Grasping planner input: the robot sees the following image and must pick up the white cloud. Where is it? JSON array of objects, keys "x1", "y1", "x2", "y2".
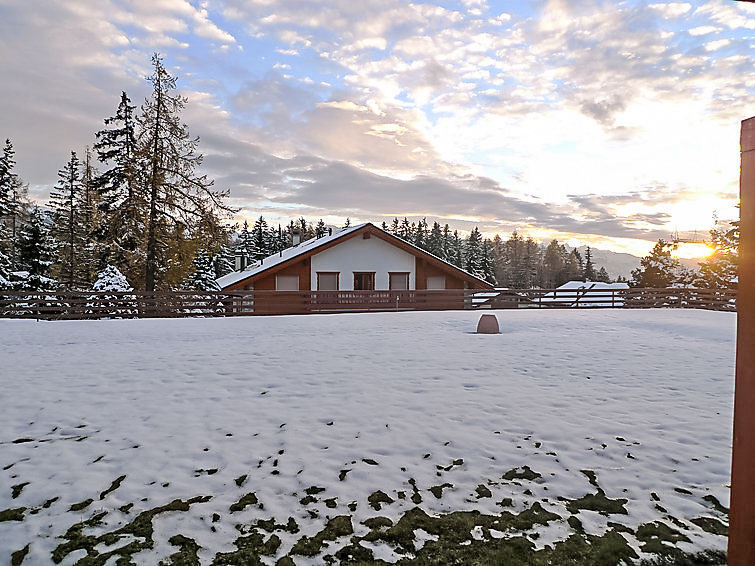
[
  {"x1": 648, "y1": 3, "x2": 691, "y2": 19},
  {"x1": 688, "y1": 25, "x2": 720, "y2": 36},
  {"x1": 704, "y1": 39, "x2": 731, "y2": 51}
]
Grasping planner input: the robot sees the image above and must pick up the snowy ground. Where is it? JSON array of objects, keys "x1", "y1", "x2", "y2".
[{"x1": 0, "y1": 309, "x2": 735, "y2": 565}]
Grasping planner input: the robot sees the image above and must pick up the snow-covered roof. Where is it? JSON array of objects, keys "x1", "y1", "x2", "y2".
[
  {"x1": 538, "y1": 280, "x2": 630, "y2": 307},
  {"x1": 217, "y1": 222, "x2": 494, "y2": 290},
  {"x1": 216, "y1": 223, "x2": 368, "y2": 289}
]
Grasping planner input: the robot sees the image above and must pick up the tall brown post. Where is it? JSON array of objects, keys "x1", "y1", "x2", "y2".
[{"x1": 729, "y1": 116, "x2": 755, "y2": 565}]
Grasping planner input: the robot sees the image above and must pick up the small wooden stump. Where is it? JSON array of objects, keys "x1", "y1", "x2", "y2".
[{"x1": 476, "y1": 314, "x2": 500, "y2": 334}]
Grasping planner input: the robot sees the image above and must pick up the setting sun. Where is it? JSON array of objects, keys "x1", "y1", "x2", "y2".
[{"x1": 673, "y1": 242, "x2": 715, "y2": 259}]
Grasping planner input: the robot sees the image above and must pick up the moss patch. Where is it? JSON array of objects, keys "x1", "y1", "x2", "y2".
[
  {"x1": 368, "y1": 490, "x2": 395, "y2": 510},
  {"x1": 566, "y1": 491, "x2": 628, "y2": 516},
  {"x1": 99, "y1": 475, "x2": 126, "y2": 500},
  {"x1": 230, "y1": 492, "x2": 258, "y2": 513},
  {"x1": 160, "y1": 534, "x2": 201, "y2": 565},
  {"x1": 211, "y1": 532, "x2": 281, "y2": 564},
  {"x1": 11, "y1": 544, "x2": 30, "y2": 566},
  {"x1": 636, "y1": 521, "x2": 691, "y2": 555},
  {"x1": 290, "y1": 515, "x2": 353, "y2": 556},
  {"x1": 0, "y1": 507, "x2": 26, "y2": 522},
  {"x1": 502, "y1": 466, "x2": 542, "y2": 482},
  {"x1": 690, "y1": 517, "x2": 728, "y2": 536}
]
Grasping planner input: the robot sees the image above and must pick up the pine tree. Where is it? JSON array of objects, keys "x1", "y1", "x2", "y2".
[
  {"x1": 344, "y1": 217, "x2": 351, "y2": 228},
  {"x1": 480, "y1": 238, "x2": 496, "y2": 284},
  {"x1": 542, "y1": 240, "x2": 564, "y2": 288},
  {"x1": 695, "y1": 222, "x2": 738, "y2": 289},
  {"x1": 93, "y1": 91, "x2": 143, "y2": 279},
  {"x1": 426, "y1": 221, "x2": 443, "y2": 258},
  {"x1": 92, "y1": 265, "x2": 133, "y2": 292},
  {"x1": 252, "y1": 216, "x2": 270, "y2": 261},
  {"x1": 442, "y1": 224, "x2": 452, "y2": 261},
  {"x1": 212, "y1": 244, "x2": 235, "y2": 278},
  {"x1": 399, "y1": 217, "x2": 411, "y2": 241},
  {"x1": 137, "y1": 54, "x2": 233, "y2": 291},
  {"x1": 596, "y1": 266, "x2": 611, "y2": 283},
  {"x1": 0, "y1": 139, "x2": 28, "y2": 273},
  {"x1": 17, "y1": 207, "x2": 55, "y2": 291},
  {"x1": 390, "y1": 217, "x2": 399, "y2": 235},
  {"x1": 584, "y1": 246, "x2": 596, "y2": 281},
  {"x1": 186, "y1": 249, "x2": 220, "y2": 291},
  {"x1": 451, "y1": 230, "x2": 463, "y2": 268},
  {"x1": 414, "y1": 218, "x2": 427, "y2": 249},
  {"x1": 631, "y1": 239, "x2": 681, "y2": 287},
  {"x1": 49, "y1": 151, "x2": 88, "y2": 289},
  {"x1": 315, "y1": 219, "x2": 327, "y2": 238},
  {"x1": 464, "y1": 227, "x2": 484, "y2": 276}
]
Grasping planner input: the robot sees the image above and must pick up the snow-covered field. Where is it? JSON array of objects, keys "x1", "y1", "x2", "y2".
[{"x1": 0, "y1": 309, "x2": 735, "y2": 565}]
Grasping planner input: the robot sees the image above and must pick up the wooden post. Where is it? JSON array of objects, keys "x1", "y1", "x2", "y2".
[{"x1": 729, "y1": 116, "x2": 755, "y2": 565}]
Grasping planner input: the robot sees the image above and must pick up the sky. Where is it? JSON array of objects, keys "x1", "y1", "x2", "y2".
[{"x1": 0, "y1": 0, "x2": 752, "y2": 257}]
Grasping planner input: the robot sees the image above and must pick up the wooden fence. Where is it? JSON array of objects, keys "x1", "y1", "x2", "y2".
[{"x1": 0, "y1": 287, "x2": 737, "y2": 320}]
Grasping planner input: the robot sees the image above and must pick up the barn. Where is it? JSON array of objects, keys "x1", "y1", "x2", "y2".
[{"x1": 216, "y1": 223, "x2": 494, "y2": 313}]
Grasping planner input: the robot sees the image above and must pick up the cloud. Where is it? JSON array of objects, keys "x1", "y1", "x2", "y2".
[{"x1": 648, "y1": 3, "x2": 691, "y2": 19}]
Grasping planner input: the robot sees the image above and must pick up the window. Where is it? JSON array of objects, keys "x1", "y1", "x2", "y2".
[
  {"x1": 353, "y1": 272, "x2": 375, "y2": 290},
  {"x1": 275, "y1": 275, "x2": 299, "y2": 291},
  {"x1": 389, "y1": 272, "x2": 409, "y2": 290},
  {"x1": 426, "y1": 275, "x2": 446, "y2": 290},
  {"x1": 317, "y1": 272, "x2": 339, "y2": 291}
]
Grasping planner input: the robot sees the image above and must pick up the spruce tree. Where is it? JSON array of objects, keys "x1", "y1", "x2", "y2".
[
  {"x1": 315, "y1": 219, "x2": 327, "y2": 238},
  {"x1": 427, "y1": 221, "x2": 443, "y2": 258},
  {"x1": 480, "y1": 238, "x2": 496, "y2": 284},
  {"x1": 414, "y1": 218, "x2": 427, "y2": 249},
  {"x1": 631, "y1": 239, "x2": 680, "y2": 287},
  {"x1": 186, "y1": 249, "x2": 220, "y2": 291},
  {"x1": 235, "y1": 220, "x2": 254, "y2": 269},
  {"x1": 464, "y1": 227, "x2": 484, "y2": 276},
  {"x1": 252, "y1": 216, "x2": 269, "y2": 261},
  {"x1": 596, "y1": 266, "x2": 611, "y2": 283},
  {"x1": 17, "y1": 207, "x2": 55, "y2": 291},
  {"x1": 93, "y1": 91, "x2": 143, "y2": 279},
  {"x1": 49, "y1": 151, "x2": 88, "y2": 289},
  {"x1": 695, "y1": 222, "x2": 738, "y2": 289},
  {"x1": 584, "y1": 246, "x2": 596, "y2": 281},
  {"x1": 390, "y1": 217, "x2": 399, "y2": 235},
  {"x1": 212, "y1": 244, "x2": 235, "y2": 278},
  {"x1": 137, "y1": 54, "x2": 232, "y2": 291},
  {"x1": 0, "y1": 139, "x2": 28, "y2": 273}
]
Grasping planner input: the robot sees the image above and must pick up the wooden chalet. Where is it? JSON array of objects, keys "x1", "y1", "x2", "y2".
[{"x1": 217, "y1": 223, "x2": 494, "y2": 314}]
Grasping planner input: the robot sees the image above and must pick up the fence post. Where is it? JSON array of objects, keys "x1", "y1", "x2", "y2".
[{"x1": 729, "y1": 116, "x2": 755, "y2": 565}]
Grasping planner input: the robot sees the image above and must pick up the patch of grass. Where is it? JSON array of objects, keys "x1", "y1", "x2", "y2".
[
  {"x1": 52, "y1": 497, "x2": 210, "y2": 565},
  {"x1": 363, "y1": 516, "x2": 393, "y2": 530},
  {"x1": 11, "y1": 544, "x2": 30, "y2": 566},
  {"x1": 159, "y1": 534, "x2": 201, "y2": 565},
  {"x1": 566, "y1": 491, "x2": 628, "y2": 516},
  {"x1": 428, "y1": 483, "x2": 453, "y2": 499},
  {"x1": 702, "y1": 495, "x2": 728, "y2": 515},
  {"x1": 638, "y1": 549, "x2": 726, "y2": 565},
  {"x1": 234, "y1": 474, "x2": 247, "y2": 487},
  {"x1": 368, "y1": 490, "x2": 394, "y2": 510},
  {"x1": 69, "y1": 498, "x2": 93, "y2": 512},
  {"x1": 11, "y1": 482, "x2": 29, "y2": 499},
  {"x1": 211, "y1": 531, "x2": 281, "y2": 564},
  {"x1": 289, "y1": 515, "x2": 353, "y2": 557},
  {"x1": 0, "y1": 507, "x2": 26, "y2": 521},
  {"x1": 636, "y1": 521, "x2": 691, "y2": 555},
  {"x1": 475, "y1": 484, "x2": 492, "y2": 499},
  {"x1": 99, "y1": 475, "x2": 126, "y2": 500},
  {"x1": 690, "y1": 517, "x2": 728, "y2": 536},
  {"x1": 502, "y1": 466, "x2": 541, "y2": 482},
  {"x1": 229, "y1": 492, "x2": 258, "y2": 513}
]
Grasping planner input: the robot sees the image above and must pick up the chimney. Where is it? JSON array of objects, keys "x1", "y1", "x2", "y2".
[{"x1": 292, "y1": 227, "x2": 301, "y2": 246}]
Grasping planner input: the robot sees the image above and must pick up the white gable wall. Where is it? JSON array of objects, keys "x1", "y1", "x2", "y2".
[{"x1": 310, "y1": 235, "x2": 416, "y2": 290}]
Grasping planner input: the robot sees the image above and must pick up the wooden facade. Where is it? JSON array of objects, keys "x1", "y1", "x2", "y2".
[{"x1": 222, "y1": 224, "x2": 493, "y2": 309}]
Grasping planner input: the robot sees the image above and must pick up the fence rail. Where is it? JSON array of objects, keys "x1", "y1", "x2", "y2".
[{"x1": 0, "y1": 287, "x2": 737, "y2": 320}]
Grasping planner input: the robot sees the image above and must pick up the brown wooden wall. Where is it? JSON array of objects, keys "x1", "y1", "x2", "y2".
[
  {"x1": 416, "y1": 258, "x2": 466, "y2": 289},
  {"x1": 244, "y1": 259, "x2": 311, "y2": 291}
]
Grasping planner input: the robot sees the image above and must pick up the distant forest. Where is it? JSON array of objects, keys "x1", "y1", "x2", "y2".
[{"x1": 0, "y1": 55, "x2": 738, "y2": 293}]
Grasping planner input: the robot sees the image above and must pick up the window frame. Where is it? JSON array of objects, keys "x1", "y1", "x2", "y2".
[
  {"x1": 316, "y1": 271, "x2": 340, "y2": 291},
  {"x1": 353, "y1": 272, "x2": 376, "y2": 291},
  {"x1": 388, "y1": 272, "x2": 410, "y2": 291}
]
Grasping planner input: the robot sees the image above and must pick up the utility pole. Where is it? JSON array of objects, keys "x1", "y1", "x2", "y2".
[{"x1": 729, "y1": 116, "x2": 755, "y2": 565}]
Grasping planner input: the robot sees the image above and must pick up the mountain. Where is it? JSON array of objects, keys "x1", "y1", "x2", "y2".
[{"x1": 573, "y1": 246, "x2": 705, "y2": 281}]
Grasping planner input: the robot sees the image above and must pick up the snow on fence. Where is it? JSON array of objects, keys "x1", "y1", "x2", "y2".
[{"x1": 0, "y1": 287, "x2": 737, "y2": 319}]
